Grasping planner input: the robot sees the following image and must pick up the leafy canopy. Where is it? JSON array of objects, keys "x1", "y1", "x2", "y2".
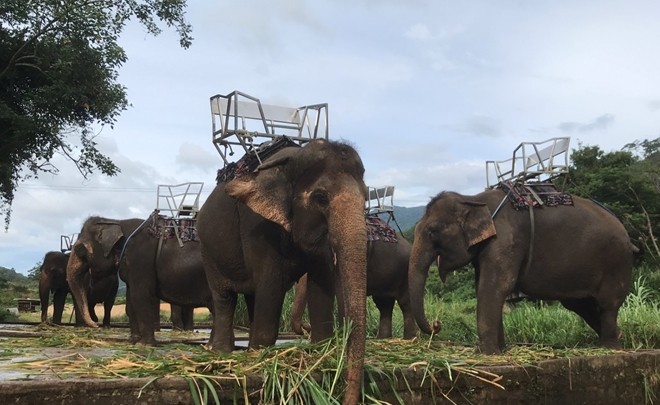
[
  {"x1": 0, "y1": 0, "x2": 192, "y2": 228},
  {"x1": 566, "y1": 137, "x2": 660, "y2": 264}
]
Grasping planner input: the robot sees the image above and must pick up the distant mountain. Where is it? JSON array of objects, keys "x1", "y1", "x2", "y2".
[{"x1": 391, "y1": 205, "x2": 425, "y2": 233}]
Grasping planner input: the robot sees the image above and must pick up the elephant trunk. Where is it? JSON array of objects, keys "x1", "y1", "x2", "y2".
[
  {"x1": 408, "y1": 239, "x2": 441, "y2": 335},
  {"x1": 290, "y1": 274, "x2": 311, "y2": 335},
  {"x1": 329, "y1": 190, "x2": 367, "y2": 405},
  {"x1": 66, "y1": 243, "x2": 98, "y2": 328}
]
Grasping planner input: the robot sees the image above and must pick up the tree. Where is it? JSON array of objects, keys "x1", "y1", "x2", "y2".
[
  {"x1": 567, "y1": 138, "x2": 660, "y2": 263},
  {"x1": 27, "y1": 262, "x2": 42, "y2": 281},
  {"x1": 0, "y1": 0, "x2": 193, "y2": 228}
]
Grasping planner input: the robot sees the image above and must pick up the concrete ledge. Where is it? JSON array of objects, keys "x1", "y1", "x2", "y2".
[{"x1": 1, "y1": 350, "x2": 658, "y2": 404}]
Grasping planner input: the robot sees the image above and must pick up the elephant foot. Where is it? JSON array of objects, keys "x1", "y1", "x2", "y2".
[
  {"x1": 206, "y1": 340, "x2": 234, "y2": 353},
  {"x1": 477, "y1": 341, "x2": 502, "y2": 355},
  {"x1": 134, "y1": 339, "x2": 159, "y2": 346},
  {"x1": 600, "y1": 338, "x2": 622, "y2": 350}
]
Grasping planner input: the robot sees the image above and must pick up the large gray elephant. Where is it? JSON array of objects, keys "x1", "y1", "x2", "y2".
[
  {"x1": 66, "y1": 214, "x2": 213, "y2": 344},
  {"x1": 39, "y1": 251, "x2": 118, "y2": 326},
  {"x1": 196, "y1": 139, "x2": 368, "y2": 405},
  {"x1": 409, "y1": 189, "x2": 636, "y2": 354},
  {"x1": 291, "y1": 229, "x2": 417, "y2": 339}
]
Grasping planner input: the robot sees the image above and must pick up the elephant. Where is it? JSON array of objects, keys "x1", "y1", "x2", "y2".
[
  {"x1": 291, "y1": 229, "x2": 417, "y2": 339},
  {"x1": 409, "y1": 189, "x2": 636, "y2": 354},
  {"x1": 66, "y1": 214, "x2": 214, "y2": 344},
  {"x1": 196, "y1": 138, "x2": 368, "y2": 405},
  {"x1": 39, "y1": 250, "x2": 118, "y2": 326}
]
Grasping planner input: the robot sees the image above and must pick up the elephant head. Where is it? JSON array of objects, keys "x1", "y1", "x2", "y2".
[
  {"x1": 66, "y1": 217, "x2": 127, "y2": 328},
  {"x1": 409, "y1": 191, "x2": 496, "y2": 334},
  {"x1": 222, "y1": 139, "x2": 368, "y2": 404}
]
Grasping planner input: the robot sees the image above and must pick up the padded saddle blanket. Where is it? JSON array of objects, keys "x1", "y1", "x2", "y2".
[
  {"x1": 147, "y1": 215, "x2": 199, "y2": 242},
  {"x1": 216, "y1": 136, "x2": 301, "y2": 184},
  {"x1": 366, "y1": 215, "x2": 398, "y2": 243},
  {"x1": 497, "y1": 181, "x2": 573, "y2": 210}
]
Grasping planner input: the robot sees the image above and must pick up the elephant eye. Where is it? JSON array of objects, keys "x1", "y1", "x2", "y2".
[{"x1": 311, "y1": 190, "x2": 330, "y2": 206}]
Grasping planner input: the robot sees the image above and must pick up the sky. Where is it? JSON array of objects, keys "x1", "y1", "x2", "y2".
[{"x1": 2, "y1": 0, "x2": 660, "y2": 273}]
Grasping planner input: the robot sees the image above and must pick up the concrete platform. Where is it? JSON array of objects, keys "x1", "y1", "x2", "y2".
[{"x1": 0, "y1": 324, "x2": 658, "y2": 404}]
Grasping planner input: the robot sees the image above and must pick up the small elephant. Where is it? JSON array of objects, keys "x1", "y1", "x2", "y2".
[
  {"x1": 197, "y1": 139, "x2": 368, "y2": 405},
  {"x1": 291, "y1": 230, "x2": 417, "y2": 339},
  {"x1": 66, "y1": 215, "x2": 213, "y2": 344},
  {"x1": 39, "y1": 251, "x2": 118, "y2": 326},
  {"x1": 409, "y1": 189, "x2": 636, "y2": 354}
]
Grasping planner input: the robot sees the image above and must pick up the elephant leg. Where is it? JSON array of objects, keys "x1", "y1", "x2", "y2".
[
  {"x1": 560, "y1": 297, "x2": 622, "y2": 348},
  {"x1": 125, "y1": 289, "x2": 140, "y2": 342},
  {"x1": 88, "y1": 303, "x2": 99, "y2": 323},
  {"x1": 135, "y1": 296, "x2": 160, "y2": 345},
  {"x1": 372, "y1": 296, "x2": 394, "y2": 339},
  {"x1": 102, "y1": 297, "x2": 115, "y2": 327},
  {"x1": 597, "y1": 305, "x2": 622, "y2": 349},
  {"x1": 183, "y1": 306, "x2": 195, "y2": 331},
  {"x1": 250, "y1": 276, "x2": 288, "y2": 348},
  {"x1": 306, "y1": 267, "x2": 335, "y2": 342},
  {"x1": 396, "y1": 292, "x2": 418, "y2": 340},
  {"x1": 126, "y1": 285, "x2": 160, "y2": 344},
  {"x1": 476, "y1": 270, "x2": 514, "y2": 354},
  {"x1": 170, "y1": 305, "x2": 185, "y2": 330},
  {"x1": 560, "y1": 298, "x2": 601, "y2": 335},
  {"x1": 209, "y1": 290, "x2": 238, "y2": 351},
  {"x1": 52, "y1": 290, "x2": 67, "y2": 325}
]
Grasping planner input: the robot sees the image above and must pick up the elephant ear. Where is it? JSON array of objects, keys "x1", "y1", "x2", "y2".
[
  {"x1": 461, "y1": 200, "x2": 497, "y2": 247},
  {"x1": 225, "y1": 153, "x2": 294, "y2": 232},
  {"x1": 96, "y1": 223, "x2": 124, "y2": 258}
]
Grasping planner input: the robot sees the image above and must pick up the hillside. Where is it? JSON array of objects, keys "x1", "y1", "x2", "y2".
[
  {"x1": 0, "y1": 266, "x2": 30, "y2": 283},
  {"x1": 391, "y1": 205, "x2": 425, "y2": 233}
]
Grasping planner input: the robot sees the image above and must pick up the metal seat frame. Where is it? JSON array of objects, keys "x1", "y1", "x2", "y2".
[
  {"x1": 210, "y1": 90, "x2": 329, "y2": 165},
  {"x1": 60, "y1": 234, "x2": 78, "y2": 253},
  {"x1": 486, "y1": 137, "x2": 570, "y2": 188},
  {"x1": 155, "y1": 182, "x2": 204, "y2": 247},
  {"x1": 365, "y1": 186, "x2": 396, "y2": 224}
]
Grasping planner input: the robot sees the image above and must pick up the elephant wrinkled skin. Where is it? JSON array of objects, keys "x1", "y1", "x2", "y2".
[
  {"x1": 409, "y1": 190, "x2": 636, "y2": 354},
  {"x1": 196, "y1": 140, "x2": 368, "y2": 405}
]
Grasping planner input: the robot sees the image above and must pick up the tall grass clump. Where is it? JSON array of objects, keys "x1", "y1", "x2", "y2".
[
  {"x1": 619, "y1": 275, "x2": 660, "y2": 348},
  {"x1": 503, "y1": 303, "x2": 596, "y2": 347}
]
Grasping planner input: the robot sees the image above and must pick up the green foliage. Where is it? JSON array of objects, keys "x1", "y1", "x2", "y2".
[
  {"x1": 0, "y1": 0, "x2": 193, "y2": 228},
  {"x1": 567, "y1": 138, "x2": 660, "y2": 264},
  {"x1": 0, "y1": 267, "x2": 39, "y2": 321},
  {"x1": 504, "y1": 303, "x2": 597, "y2": 347},
  {"x1": 619, "y1": 275, "x2": 660, "y2": 349}
]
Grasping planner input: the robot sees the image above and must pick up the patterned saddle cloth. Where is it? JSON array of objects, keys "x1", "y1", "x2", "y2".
[
  {"x1": 216, "y1": 136, "x2": 301, "y2": 184},
  {"x1": 497, "y1": 181, "x2": 573, "y2": 210},
  {"x1": 147, "y1": 215, "x2": 199, "y2": 242},
  {"x1": 366, "y1": 215, "x2": 398, "y2": 243}
]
